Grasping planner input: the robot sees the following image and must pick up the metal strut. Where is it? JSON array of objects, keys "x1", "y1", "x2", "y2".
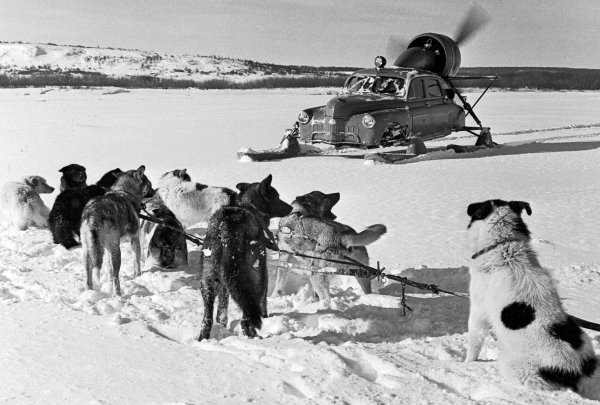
[
  {"x1": 447, "y1": 75, "x2": 499, "y2": 126},
  {"x1": 447, "y1": 79, "x2": 483, "y2": 127}
]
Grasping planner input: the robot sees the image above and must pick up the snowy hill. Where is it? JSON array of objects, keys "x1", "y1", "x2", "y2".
[{"x1": 0, "y1": 42, "x2": 352, "y2": 83}]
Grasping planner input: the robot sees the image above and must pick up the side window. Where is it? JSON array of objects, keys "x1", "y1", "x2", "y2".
[
  {"x1": 425, "y1": 78, "x2": 443, "y2": 98},
  {"x1": 408, "y1": 79, "x2": 424, "y2": 99}
]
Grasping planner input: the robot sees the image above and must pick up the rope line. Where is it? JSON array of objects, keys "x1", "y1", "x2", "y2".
[
  {"x1": 138, "y1": 208, "x2": 204, "y2": 246},
  {"x1": 135, "y1": 211, "x2": 600, "y2": 330}
]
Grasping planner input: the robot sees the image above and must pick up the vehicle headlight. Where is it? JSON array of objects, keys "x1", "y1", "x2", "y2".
[
  {"x1": 362, "y1": 114, "x2": 375, "y2": 128},
  {"x1": 298, "y1": 111, "x2": 310, "y2": 124}
]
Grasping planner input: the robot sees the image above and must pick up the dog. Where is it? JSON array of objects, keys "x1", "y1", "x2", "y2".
[
  {"x1": 139, "y1": 194, "x2": 188, "y2": 269},
  {"x1": 198, "y1": 174, "x2": 292, "y2": 340},
  {"x1": 50, "y1": 185, "x2": 107, "y2": 249},
  {"x1": 59, "y1": 163, "x2": 87, "y2": 192},
  {"x1": 49, "y1": 168, "x2": 124, "y2": 249},
  {"x1": 465, "y1": 199, "x2": 599, "y2": 398},
  {"x1": 275, "y1": 191, "x2": 386, "y2": 300},
  {"x1": 96, "y1": 168, "x2": 123, "y2": 189},
  {"x1": 80, "y1": 166, "x2": 154, "y2": 296},
  {"x1": 0, "y1": 176, "x2": 55, "y2": 230},
  {"x1": 157, "y1": 169, "x2": 236, "y2": 228}
]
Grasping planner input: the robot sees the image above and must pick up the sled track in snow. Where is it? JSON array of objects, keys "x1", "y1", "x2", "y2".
[
  {"x1": 431, "y1": 122, "x2": 600, "y2": 144},
  {"x1": 494, "y1": 122, "x2": 600, "y2": 136}
]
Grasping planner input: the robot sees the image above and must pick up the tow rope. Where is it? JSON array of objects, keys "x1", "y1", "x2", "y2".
[
  {"x1": 274, "y1": 248, "x2": 600, "y2": 330},
  {"x1": 135, "y1": 210, "x2": 600, "y2": 331},
  {"x1": 275, "y1": 247, "x2": 469, "y2": 316},
  {"x1": 138, "y1": 206, "x2": 204, "y2": 246}
]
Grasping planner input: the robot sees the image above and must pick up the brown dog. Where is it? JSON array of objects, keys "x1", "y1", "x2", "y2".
[
  {"x1": 274, "y1": 191, "x2": 386, "y2": 300},
  {"x1": 80, "y1": 166, "x2": 155, "y2": 296}
]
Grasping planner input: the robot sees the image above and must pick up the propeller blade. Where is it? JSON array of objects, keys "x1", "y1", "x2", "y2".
[
  {"x1": 454, "y1": 2, "x2": 491, "y2": 46},
  {"x1": 386, "y1": 35, "x2": 409, "y2": 62}
]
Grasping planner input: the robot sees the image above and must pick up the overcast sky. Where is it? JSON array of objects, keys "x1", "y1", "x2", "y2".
[{"x1": 1, "y1": 0, "x2": 598, "y2": 68}]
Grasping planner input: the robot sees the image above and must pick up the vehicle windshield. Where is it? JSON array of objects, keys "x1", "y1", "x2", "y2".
[{"x1": 342, "y1": 75, "x2": 406, "y2": 96}]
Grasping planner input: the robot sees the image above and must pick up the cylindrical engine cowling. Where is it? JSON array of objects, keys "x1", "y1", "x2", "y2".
[{"x1": 393, "y1": 33, "x2": 461, "y2": 77}]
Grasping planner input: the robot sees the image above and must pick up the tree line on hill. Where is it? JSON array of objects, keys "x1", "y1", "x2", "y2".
[
  {"x1": 0, "y1": 66, "x2": 598, "y2": 90},
  {"x1": 457, "y1": 67, "x2": 600, "y2": 90}
]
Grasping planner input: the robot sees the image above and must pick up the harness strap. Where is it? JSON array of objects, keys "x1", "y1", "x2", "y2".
[
  {"x1": 471, "y1": 239, "x2": 522, "y2": 260},
  {"x1": 139, "y1": 208, "x2": 204, "y2": 246}
]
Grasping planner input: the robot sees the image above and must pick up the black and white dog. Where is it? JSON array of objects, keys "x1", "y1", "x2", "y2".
[{"x1": 466, "y1": 199, "x2": 599, "y2": 399}]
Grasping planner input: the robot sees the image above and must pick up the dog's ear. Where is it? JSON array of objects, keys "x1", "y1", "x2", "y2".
[
  {"x1": 509, "y1": 201, "x2": 532, "y2": 216},
  {"x1": 174, "y1": 169, "x2": 191, "y2": 182},
  {"x1": 137, "y1": 165, "x2": 146, "y2": 175},
  {"x1": 28, "y1": 177, "x2": 40, "y2": 187},
  {"x1": 467, "y1": 200, "x2": 494, "y2": 221},
  {"x1": 259, "y1": 174, "x2": 273, "y2": 192},
  {"x1": 58, "y1": 165, "x2": 71, "y2": 173},
  {"x1": 236, "y1": 182, "x2": 250, "y2": 193}
]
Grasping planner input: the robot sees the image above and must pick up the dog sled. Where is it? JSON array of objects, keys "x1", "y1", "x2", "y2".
[
  {"x1": 267, "y1": 249, "x2": 372, "y2": 279},
  {"x1": 237, "y1": 123, "x2": 305, "y2": 162}
]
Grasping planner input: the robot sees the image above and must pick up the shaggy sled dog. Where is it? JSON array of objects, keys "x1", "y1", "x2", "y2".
[
  {"x1": 157, "y1": 169, "x2": 236, "y2": 228},
  {"x1": 59, "y1": 163, "x2": 87, "y2": 192},
  {"x1": 466, "y1": 199, "x2": 599, "y2": 398},
  {"x1": 80, "y1": 166, "x2": 154, "y2": 296},
  {"x1": 198, "y1": 174, "x2": 292, "y2": 340},
  {"x1": 0, "y1": 176, "x2": 55, "y2": 230},
  {"x1": 49, "y1": 168, "x2": 123, "y2": 249},
  {"x1": 273, "y1": 191, "x2": 382, "y2": 299},
  {"x1": 139, "y1": 194, "x2": 188, "y2": 269}
]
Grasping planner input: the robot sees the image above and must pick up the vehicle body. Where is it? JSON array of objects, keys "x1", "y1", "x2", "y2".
[{"x1": 298, "y1": 67, "x2": 466, "y2": 147}]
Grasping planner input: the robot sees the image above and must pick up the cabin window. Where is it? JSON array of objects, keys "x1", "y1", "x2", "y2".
[
  {"x1": 425, "y1": 78, "x2": 443, "y2": 98},
  {"x1": 375, "y1": 77, "x2": 405, "y2": 96},
  {"x1": 408, "y1": 79, "x2": 425, "y2": 99}
]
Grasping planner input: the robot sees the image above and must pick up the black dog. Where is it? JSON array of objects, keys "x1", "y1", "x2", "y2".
[
  {"x1": 49, "y1": 168, "x2": 122, "y2": 249},
  {"x1": 198, "y1": 174, "x2": 292, "y2": 340},
  {"x1": 59, "y1": 164, "x2": 87, "y2": 192},
  {"x1": 96, "y1": 168, "x2": 123, "y2": 189}
]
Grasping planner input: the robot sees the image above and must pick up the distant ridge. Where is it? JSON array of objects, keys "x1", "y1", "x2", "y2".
[
  {"x1": 0, "y1": 41, "x2": 354, "y2": 84},
  {"x1": 1, "y1": 42, "x2": 599, "y2": 90}
]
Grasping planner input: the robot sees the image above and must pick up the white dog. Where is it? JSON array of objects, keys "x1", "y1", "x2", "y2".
[
  {"x1": 156, "y1": 169, "x2": 235, "y2": 228},
  {"x1": 0, "y1": 176, "x2": 55, "y2": 230},
  {"x1": 465, "y1": 199, "x2": 599, "y2": 399}
]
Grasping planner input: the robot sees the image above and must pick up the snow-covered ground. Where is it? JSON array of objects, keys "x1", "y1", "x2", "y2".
[{"x1": 1, "y1": 88, "x2": 599, "y2": 404}]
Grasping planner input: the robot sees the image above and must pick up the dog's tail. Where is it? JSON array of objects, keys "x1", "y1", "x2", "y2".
[{"x1": 342, "y1": 224, "x2": 387, "y2": 247}]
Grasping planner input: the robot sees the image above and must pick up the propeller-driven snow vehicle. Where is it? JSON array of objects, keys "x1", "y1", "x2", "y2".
[{"x1": 238, "y1": 4, "x2": 498, "y2": 163}]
